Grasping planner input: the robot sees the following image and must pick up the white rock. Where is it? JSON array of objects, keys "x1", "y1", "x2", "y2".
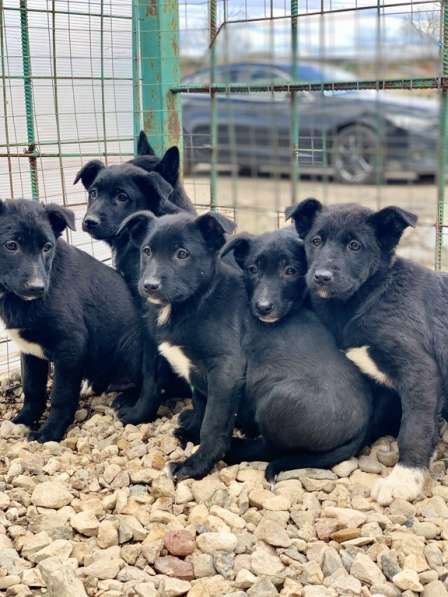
[
  {"x1": 81, "y1": 557, "x2": 122, "y2": 580},
  {"x1": 28, "y1": 539, "x2": 73, "y2": 563},
  {"x1": 159, "y1": 576, "x2": 191, "y2": 596},
  {"x1": 31, "y1": 482, "x2": 72, "y2": 509},
  {"x1": 196, "y1": 532, "x2": 237, "y2": 553},
  {"x1": 38, "y1": 556, "x2": 88, "y2": 597},
  {"x1": 71, "y1": 511, "x2": 99, "y2": 537},
  {"x1": 351, "y1": 553, "x2": 386, "y2": 586},
  {"x1": 392, "y1": 569, "x2": 424, "y2": 592}
]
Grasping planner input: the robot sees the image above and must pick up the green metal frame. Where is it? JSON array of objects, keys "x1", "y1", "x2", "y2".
[
  {"x1": 436, "y1": 1, "x2": 448, "y2": 271},
  {"x1": 135, "y1": 0, "x2": 182, "y2": 157}
]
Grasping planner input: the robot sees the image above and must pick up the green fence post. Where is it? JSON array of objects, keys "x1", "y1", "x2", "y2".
[
  {"x1": 290, "y1": 0, "x2": 299, "y2": 205},
  {"x1": 19, "y1": 0, "x2": 39, "y2": 199},
  {"x1": 436, "y1": 1, "x2": 448, "y2": 271},
  {"x1": 136, "y1": 0, "x2": 182, "y2": 158},
  {"x1": 209, "y1": 0, "x2": 218, "y2": 209}
]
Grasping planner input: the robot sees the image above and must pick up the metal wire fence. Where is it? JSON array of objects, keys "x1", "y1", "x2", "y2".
[{"x1": 0, "y1": 0, "x2": 446, "y2": 379}]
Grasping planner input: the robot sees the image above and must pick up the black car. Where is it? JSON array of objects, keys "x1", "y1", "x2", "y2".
[{"x1": 181, "y1": 62, "x2": 438, "y2": 183}]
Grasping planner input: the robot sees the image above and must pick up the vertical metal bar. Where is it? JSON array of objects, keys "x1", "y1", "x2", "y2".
[
  {"x1": 19, "y1": 0, "x2": 38, "y2": 199},
  {"x1": 132, "y1": 0, "x2": 141, "y2": 156},
  {"x1": 51, "y1": 0, "x2": 66, "y2": 206},
  {"x1": 290, "y1": 0, "x2": 299, "y2": 205},
  {"x1": 0, "y1": 0, "x2": 14, "y2": 197},
  {"x1": 138, "y1": 0, "x2": 182, "y2": 157},
  {"x1": 436, "y1": 1, "x2": 448, "y2": 271},
  {"x1": 100, "y1": 0, "x2": 108, "y2": 163},
  {"x1": 209, "y1": 0, "x2": 218, "y2": 209}
]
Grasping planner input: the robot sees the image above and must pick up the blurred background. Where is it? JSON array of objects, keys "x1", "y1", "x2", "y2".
[{"x1": 0, "y1": 0, "x2": 445, "y2": 376}]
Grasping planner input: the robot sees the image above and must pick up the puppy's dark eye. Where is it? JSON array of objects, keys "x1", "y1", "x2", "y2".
[
  {"x1": 4, "y1": 241, "x2": 18, "y2": 252},
  {"x1": 284, "y1": 266, "x2": 297, "y2": 276},
  {"x1": 176, "y1": 248, "x2": 190, "y2": 260},
  {"x1": 348, "y1": 240, "x2": 361, "y2": 251},
  {"x1": 248, "y1": 265, "x2": 258, "y2": 274},
  {"x1": 143, "y1": 246, "x2": 152, "y2": 257},
  {"x1": 117, "y1": 192, "x2": 128, "y2": 202},
  {"x1": 89, "y1": 189, "x2": 97, "y2": 200},
  {"x1": 42, "y1": 242, "x2": 53, "y2": 253},
  {"x1": 311, "y1": 236, "x2": 322, "y2": 247}
]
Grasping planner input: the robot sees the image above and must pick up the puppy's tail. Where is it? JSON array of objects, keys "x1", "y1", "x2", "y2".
[
  {"x1": 224, "y1": 434, "x2": 366, "y2": 482},
  {"x1": 366, "y1": 380, "x2": 402, "y2": 444}
]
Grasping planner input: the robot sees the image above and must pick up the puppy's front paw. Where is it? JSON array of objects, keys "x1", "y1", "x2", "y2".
[
  {"x1": 371, "y1": 464, "x2": 426, "y2": 505},
  {"x1": 12, "y1": 409, "x2": 40, "y2": 428},
  {"x1": 265, "y1": 462, "x2": 279, "y2": 484},
  {"x1": 112, "y1": 393, "x2": 135, "y2": 411},
  {"x1": 174, "y1": 425, "x2": 200, "y2": 448},
  {"x1": 28, "y1": 426, "x2": 64, "y2": 443},
  {"x1": 116, "y1": 405, "x2": 155, "y2": 426},
  {"x1": 169, "y1": 457, "x2": 212, "y2": 481}
]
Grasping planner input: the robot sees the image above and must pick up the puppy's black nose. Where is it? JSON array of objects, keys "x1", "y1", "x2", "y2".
[
  {"x1": 143, "y1": 278, "x2": 161, "y2": 292},
  {"x1": 255, "y1": 300, "x2": 274, "y2": 315},
  {"x1": 24, "y1": 281, "x2": 45, "y2": 296},
  {"x1": 83, "y1": 216, "x2": 100, "y2": 231},
  {"x1": 314, "y1": 269, "x2": 333, "y2": 284}
]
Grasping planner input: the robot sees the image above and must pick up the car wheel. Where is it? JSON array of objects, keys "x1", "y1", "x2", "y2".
[{"x1": 332, "y1": 124, "x2": 382, "y2": 184}]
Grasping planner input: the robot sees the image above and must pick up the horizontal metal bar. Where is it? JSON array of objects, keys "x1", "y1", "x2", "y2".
[
  {"x1": 0, "y1": 136, "x2": 133, "y2": 149},
  {"x1": 0, "y1": 152, "x2": 132, "y2": 158},
  {"x1": 210, "y1": 0, "x2": 437, "y2": 49},
  {"x1": 3, "y1": 5, "x2": 132, "y2": 20},
  {"x1": 6, "y1": 75, "x2": 133, "y2": 82},
  {"x1": 172, "y1": 77, "x2": 447, "y2": 94}
]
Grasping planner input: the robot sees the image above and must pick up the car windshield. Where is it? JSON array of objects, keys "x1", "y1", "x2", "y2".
[{"x1": 295, "y1": 64, "x2": 357, "y2": 83}]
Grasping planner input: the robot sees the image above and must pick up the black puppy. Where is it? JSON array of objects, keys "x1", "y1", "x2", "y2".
[
  {"x1": 118, "y1": 209, "x2": 245, "y2": 480},
  {"x1": 74, "y1": 131, "x2": 194, "y2": 242},
  {"x1": 0, "y1": 199, "x2": 143, "y2": 442},
  {"x1": 221, "y1": 227, "x2": 401, "y2": 480},
  {"x1": 287, "y1": 198, "x2": 446, "y2": 504}
]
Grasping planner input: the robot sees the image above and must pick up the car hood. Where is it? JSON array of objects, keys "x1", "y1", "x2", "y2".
[{"x1": 332, "y1": 90, "x2": 438, "y2": 117}]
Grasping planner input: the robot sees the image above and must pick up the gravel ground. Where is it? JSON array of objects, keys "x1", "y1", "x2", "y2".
[{"x1": 1, "y1": 389, "x2": 448, "y2": 597}]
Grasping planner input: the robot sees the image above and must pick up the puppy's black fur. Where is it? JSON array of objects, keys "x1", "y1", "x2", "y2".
[
  {"x1": 75, "y1": 131, "x2": 195, "y2": 243},
  {"x1": 0, "y1": 199, "x2": 143, "y2": 442},
  {"x1": 76, "y1": 133, "x2": 194, "y2": 419},
  {"x1": 221, "y1": 227, "x2": 401, "y2": 480},
  {"x1": 287, "y1": 198, "x2": 446, "y2": 503},
  {"x1": 118, "y1": 210, "x2": 246, "y2": 479}
]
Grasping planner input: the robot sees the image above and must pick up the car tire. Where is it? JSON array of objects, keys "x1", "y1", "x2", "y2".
[{"x1": 332, "y1": 124, "x2": 382, "y2": 184}]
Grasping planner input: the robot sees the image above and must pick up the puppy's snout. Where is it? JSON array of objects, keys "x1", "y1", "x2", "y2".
[
  {"x1": 255, "y1": 300, "x2": 274, "y2": 316},
  {"x1": 83, "y1": 215, "x2": 100, "y2": 232},
  {"x1": 143, "y1": 278, "x2": 161, "y2": 293},
  {"x1": 24, "y1": 279, "x2": 46, "y2": 297},
  {"x1": 314, "y1": 269, "x2": 333, "y2": 285}
]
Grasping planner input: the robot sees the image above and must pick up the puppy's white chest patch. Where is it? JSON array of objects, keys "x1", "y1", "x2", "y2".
[
  {"x1": 8, "y1": 329, "x2": 46, "y2": 360},
  {"x1": 345, "y1": 345, "x2": 393, "y2": 388},
  {"x1": 158, "y1": 342, "x2": 192, "y2": 382}
]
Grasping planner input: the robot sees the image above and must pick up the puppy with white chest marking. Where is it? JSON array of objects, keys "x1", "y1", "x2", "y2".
[
  {"x1": 77, "y1": 133, "x2": 195, "y2": 424},
  {"x1": 0, "y1": 199, "x2": 144, "y2": 442},
  {"x1": 287, "y1": 198, "x2": 448, "y2": 504},
  {"x1": 117, "y1": 209, "x2": 246, "y2": 480},
  {"x1": 220, "y1": 227, "x2": 401, "y2": 481}
]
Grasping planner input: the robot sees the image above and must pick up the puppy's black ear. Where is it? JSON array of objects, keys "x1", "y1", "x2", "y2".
[
  {"x1": 196, "y1": 211, "x2": 236, "y2": 251},
  {"x1": 220, "y1": 233, "x2": 253, "y2": 269},
  {"x1": 286, "y1": 198, "x2": 322, "y2": 238},
  {"x1": 73, "y1": 160, "x2": 105, "y2": 189},
  {"x1": 46, "y1": 204, "x2": 76, "y2": 237},
  {"x1": 137, "y1": 131, "x2": 155, "y2": 156},
  {"x1": 367, "y1": 206, "x2": 417, "y2": 252},
  {"x1": 133, "y1": 171, "x2": 180, "y2": 216},
  {"x1": 156, "y1": 146, "x2": 180, "y2": 186},
  {"x1": 116, "y1": 210, "x2": 156, "y2": 246}
]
